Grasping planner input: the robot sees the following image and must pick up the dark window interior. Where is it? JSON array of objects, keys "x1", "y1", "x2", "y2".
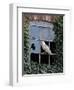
[
  {"x1": 50, "y1": 42, "x2": 56, "y2": 64},
  {"x1": 50, "y1": 55, "x2": 55, "y2": 65},
  {"x1": 30, "y1": 53, "x2": 49, "y2": 64},
  {"x1": 41, "y1": 54, "x2": 49, "y2": 64},
  {"x1": 50, "y1": 42, "x2": 56, "y2": 53},
  {"x1": 31, "y1": 53, "x2": 39, "y2": 63}
]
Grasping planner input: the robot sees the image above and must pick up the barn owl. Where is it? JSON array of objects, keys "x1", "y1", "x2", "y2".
[{"x1": 41, "y1": 41, "x2": 55, "y2": 55}]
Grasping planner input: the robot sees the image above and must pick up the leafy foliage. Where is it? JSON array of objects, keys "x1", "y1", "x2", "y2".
[
  {"x1": 24, "y1": 16, "x2": 30, "y2": 63},
  {"x1": 24, "y1": 60, "x2": 63, "y2": 74},
  {"x1": 53, "y1": 16, "x2": 63, "y2": 72}
]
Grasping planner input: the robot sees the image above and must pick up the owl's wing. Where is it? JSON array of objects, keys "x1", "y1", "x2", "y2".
[{"x1": 41, "y1": 41, "x2": 55, "y2": 55}]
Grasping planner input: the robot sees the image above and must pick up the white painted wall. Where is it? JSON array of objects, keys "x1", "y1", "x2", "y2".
[{"x1": 0, "y1": 0, "x2": 74, "y2": 89}]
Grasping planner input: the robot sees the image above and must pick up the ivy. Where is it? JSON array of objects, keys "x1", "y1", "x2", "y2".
[
  {"x1": 53, "y1": 16, "x2": 63, "y2": 72},
  {"x1": 24, "y1": 16, "x2": 30, "y2": 64}
]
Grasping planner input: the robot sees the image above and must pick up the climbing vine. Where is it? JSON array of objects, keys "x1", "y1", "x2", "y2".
[
  {"x1": 23, "y1": 16, "x2": 30, "y2": 63},
  {"x1": 53, "y1": 16, "x2": 63, "y2": 72}
]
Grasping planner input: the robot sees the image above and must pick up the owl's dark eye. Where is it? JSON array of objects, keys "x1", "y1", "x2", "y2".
[{"x1": 31, "y1": 43, "x2": 36, "y2": 50}]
